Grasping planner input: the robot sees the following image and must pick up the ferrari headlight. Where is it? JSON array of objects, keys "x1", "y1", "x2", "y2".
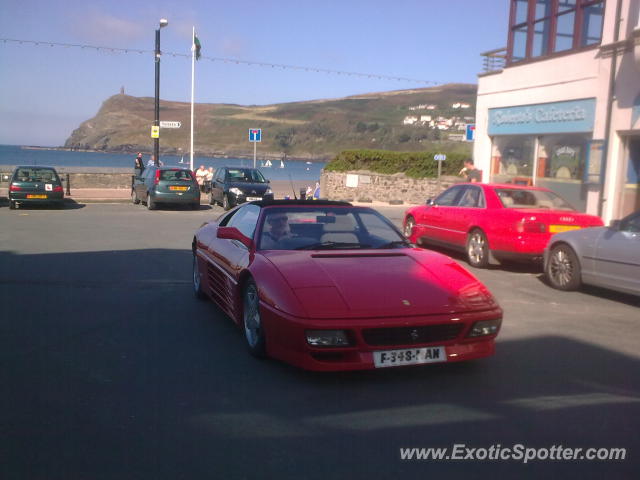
[
  {"x1": 467, "y1": 319, "x2": 502, "y2": 337},
  {"x1": 229, "y1": 187, "x2": 243, "y2": 196},
  {"x1": 306, "y1": 330, "x2": 351, "y2": 347}
]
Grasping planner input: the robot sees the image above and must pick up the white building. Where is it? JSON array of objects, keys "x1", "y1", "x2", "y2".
[
  {"x1": 403, "y1": 116, "x2": 418, "y2": 125},
  {"x1": 473, "y1": 0, "x2": 640, "y2": 222}
]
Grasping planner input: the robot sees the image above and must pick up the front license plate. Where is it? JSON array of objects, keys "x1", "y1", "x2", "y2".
[
  {"x1": 549, "y1": 225, "x2": 581, "y2": 233},
  {"x1": 26, "y1": 194, "x2": 47, "y2": 199},
  {"x1": 246, "y1": 196, "x2": 262, "y2": 201},
  {"x1": 169, "y1": 186, "x2": 188, "y2": 191},
  {"x1": 373, "y1": 346, "x2": 446, "y2": 368}
]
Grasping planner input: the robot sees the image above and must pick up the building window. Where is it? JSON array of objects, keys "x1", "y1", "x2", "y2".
[
  {"x1": 581, "y1": 1, "x2": 605, "y2": 46},
  {"x1": 507, "y1": 0, "x2": 605, "y2": 64}
]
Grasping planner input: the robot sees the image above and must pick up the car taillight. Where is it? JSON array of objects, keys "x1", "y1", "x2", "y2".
[
  {"x1": 53, "y1": 185, "x2": 64, "y2": 192},
  {"x1": 515, "y1": 219, "x2": 547, "y2": 233},
  {"x1": 154, "y1": 169, "x2": 161, "y2": 185},
  {"x1": 9, "y1": 184, "x2": 22, "y2": 191}
]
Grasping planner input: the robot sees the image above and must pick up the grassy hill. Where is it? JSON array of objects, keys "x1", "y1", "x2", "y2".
[{"x1": 64, "y1": 83, "x2": 476, "y2": 160}]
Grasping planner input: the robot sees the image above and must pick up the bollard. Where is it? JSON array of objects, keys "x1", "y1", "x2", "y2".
[
  {"x1": 66, "y1": 173, "x2": 71, "y2": 195},
  {"x1": 131, "y1": 175, "x2": 135, "y2": 192},
  {"x1": 300, "y1": 188, "x2": 306, "y2": 200}
]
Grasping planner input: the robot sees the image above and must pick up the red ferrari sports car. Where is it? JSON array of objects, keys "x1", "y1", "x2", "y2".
[
  {"x1": 403, "y1": 183, "x2": 603, "y2": 268},
  {"x1": 192, "y1": 199, "x2": 502, "y2": 371}
]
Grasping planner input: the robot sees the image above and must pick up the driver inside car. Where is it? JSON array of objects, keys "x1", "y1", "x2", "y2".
[{"x1": 261, "y1": 213, "x2": 291, "y2": 249}]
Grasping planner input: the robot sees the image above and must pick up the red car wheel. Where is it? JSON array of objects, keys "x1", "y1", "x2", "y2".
[
  {"x1": 466, "y1": 229, "x2": 490, "y2": 268},
  {"x1": 243, "y1": 279, "x2": 266, "y2": 357}
]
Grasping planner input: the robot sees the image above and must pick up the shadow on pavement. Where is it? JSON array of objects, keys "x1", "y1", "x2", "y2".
[{"x1": 0, "y1": 248, "x2": 637, "y2": 479}]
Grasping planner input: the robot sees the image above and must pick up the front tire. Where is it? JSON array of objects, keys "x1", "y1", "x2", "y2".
[
  {"x1": 466, "y1": 229, "x2": 490, "y2": 268},
  {"x1": 243, "y1": 280, "x2": 266, "y2": 357},
  {"x1": 192, "y1": 254, "x2": 206, "y2": 299},
  {"x1": 404, "y1": 215, "x2": 415, "y2": 239},
  {"x1": 546, "y1": 244, "x2": 582, "y2": 291},
  {"x1": 222, "y1": 194, "x2": 231, "y2": 211}
]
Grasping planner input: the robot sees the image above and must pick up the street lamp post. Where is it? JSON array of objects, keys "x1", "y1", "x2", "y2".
[{"x1": 154, "y1": 18, "x2": 168, "y2": 167}]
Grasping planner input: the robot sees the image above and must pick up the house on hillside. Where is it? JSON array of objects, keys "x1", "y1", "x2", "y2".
[{"x1": 403, "y1": 116, "x2": 418, "y2": 125}]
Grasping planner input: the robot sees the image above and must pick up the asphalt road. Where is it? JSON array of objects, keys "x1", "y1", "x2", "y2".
[{"x1": 1, "y1": 203, "x2": 638, "y2": 479}]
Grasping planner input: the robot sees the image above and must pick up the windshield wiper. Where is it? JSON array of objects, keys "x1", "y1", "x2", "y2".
[
  {"x1": 296, "y1": 241, "x2": 371, "y2": 250},
  {"x1": 376, "y1": 240, "x2": 410, "y2": 249}
]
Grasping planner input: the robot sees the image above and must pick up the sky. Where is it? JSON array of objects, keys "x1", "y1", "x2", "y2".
[{"x1": 0, "y1": 0, "x2": 509, "y2": 146}]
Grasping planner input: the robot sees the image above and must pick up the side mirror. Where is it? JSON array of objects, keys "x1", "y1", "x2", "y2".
[
  {"x1": 426, "y1": 198, "x2": 435, "y2": 206},
  {"x1": 609, "y1": 219, "x2": 621, "y2": 230},
  {"x1": 217, "y1": 226, "x2": 253, "y2": 249}
]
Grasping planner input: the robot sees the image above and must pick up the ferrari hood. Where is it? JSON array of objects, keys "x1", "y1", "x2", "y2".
[{"x1": 264, "y1": 250, "x2": 497, "y2": 319}]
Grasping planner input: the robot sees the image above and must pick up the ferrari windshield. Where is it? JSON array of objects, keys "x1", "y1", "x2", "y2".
[
  {"x1": 258, "y1": 206, "x2": 408, "y2": 250},
  {"x1": 495, "y1": 188, "x2": 575, "y2": 210}
]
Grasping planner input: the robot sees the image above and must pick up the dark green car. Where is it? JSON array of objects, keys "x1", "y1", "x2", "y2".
[
  {"x1": 132, "y1": 165, "x2": 200, "y2": 210},
  {"x1": 8, "y1": 166, "x2": 65, "y2": 210}
]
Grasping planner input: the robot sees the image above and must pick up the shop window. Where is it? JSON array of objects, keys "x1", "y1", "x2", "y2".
[
  {"x1": 491, "y1": 136, "x2": 535, "y2": 182},
  {"x1": 537, "y1": 135, "x2": 589, "y2": 180}
]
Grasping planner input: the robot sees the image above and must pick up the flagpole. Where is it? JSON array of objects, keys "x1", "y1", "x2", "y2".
[{"x1": 190, "y1": 26, "x2": 195, "y2": 172}]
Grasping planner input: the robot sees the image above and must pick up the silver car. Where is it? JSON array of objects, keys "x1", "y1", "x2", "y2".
[{"x1": 544, "y1": 210, "x2": 640, "y2": 296}]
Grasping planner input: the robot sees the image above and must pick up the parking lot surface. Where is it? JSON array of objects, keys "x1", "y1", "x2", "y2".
[{"x1": 1, "y1": 203, "x2": 638, "y2": 479}]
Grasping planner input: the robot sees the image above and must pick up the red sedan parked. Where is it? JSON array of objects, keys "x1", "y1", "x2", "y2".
[
  {"x1": 403, "y1": 183, "x2": 603, "y2": 268},
  {"x1": 192, "y1": 200, "x2": 502, "y2": 371}
]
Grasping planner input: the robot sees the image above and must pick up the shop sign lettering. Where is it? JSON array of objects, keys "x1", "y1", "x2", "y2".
[{"x1": 493, "y1": 106, "x2": 586, "y2": 126}]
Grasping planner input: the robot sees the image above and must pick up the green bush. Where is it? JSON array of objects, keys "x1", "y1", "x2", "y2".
[{"x1": 325, "y1": 149, "x2": 467, "y2": 178}]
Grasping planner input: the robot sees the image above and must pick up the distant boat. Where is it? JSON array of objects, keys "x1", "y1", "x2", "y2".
[
  {"x1": 306, "y1": 161, "x2": 312, "y2": 164},
  {"x1": 264, "y1": 159, "x2": 273, "y2": 168},
  {"x1": 280, "y1": 159, "x2": 285, "y2": 168},
  {"x1": 179, "y1": 156, "x2": 185, "y2": 164}
]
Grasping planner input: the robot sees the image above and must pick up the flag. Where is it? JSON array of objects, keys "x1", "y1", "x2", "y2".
[{"x1": 193, "y1": 34, "x2": 201, "y2": 60}]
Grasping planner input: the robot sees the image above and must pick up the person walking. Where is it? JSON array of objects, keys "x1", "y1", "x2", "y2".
[{"x1": 134, "y1": 153, "x2": 145, "y2": 176}]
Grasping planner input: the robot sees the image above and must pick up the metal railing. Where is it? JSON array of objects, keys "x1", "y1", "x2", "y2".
[{"x1": 480, "y1": 47, "x2": 507, "y2": 73}]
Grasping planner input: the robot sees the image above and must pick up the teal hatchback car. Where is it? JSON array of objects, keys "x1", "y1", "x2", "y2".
[
  {"x1": 132, "y1": 165, "x2": 200, "y2": 210},
  {"x1": 8, "y1": 166, "x2": 64, "y2": 209}
]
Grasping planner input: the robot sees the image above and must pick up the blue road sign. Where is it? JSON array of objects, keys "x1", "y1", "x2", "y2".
[
  {"x1": 465, "y1": 124, "x2": 476, "y2": 141},
  {"x1": 249, "y1": 128, "x2": 262, "y2": 142},
  {"x1": 434, "y1": 154, "x2": 447, "y2": 161}
]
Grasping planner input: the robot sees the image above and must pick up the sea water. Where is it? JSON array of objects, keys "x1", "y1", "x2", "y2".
[{"x1": 0, "y1": 145, "x2": 325, "y2": 182}]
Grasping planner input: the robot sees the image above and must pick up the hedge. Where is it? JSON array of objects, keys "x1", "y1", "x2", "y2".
[{"x1": 324, "y1": 149, "x2": 468, "y2": 179}]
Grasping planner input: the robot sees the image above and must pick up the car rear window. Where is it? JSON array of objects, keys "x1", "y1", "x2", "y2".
[
  {"x1": 160, "y1": 170, "x2": 194, "y2": 181},
  {"x1": 495, "y1": 188, "x2": 574, "y2": 210},
  {"x1": 14, "y1": 168, "x2": 59, "y2": 182}
]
